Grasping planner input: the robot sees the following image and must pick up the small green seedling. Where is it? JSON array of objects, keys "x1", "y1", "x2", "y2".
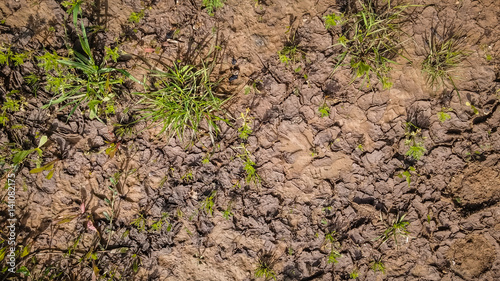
[
  {"x1": 374, "y1": 213, "x2": 410, "y2": 249},
  {"x1": 397, "y1": 166, "x2": 416, "y2": 187},
  {"x1": 325, "y1": 231, "x2": 342, "y2": 264},
  {"x1": 404, "y1": 122, "x2": 426, "y2": 161},
  {"x1": 30, "y1": 159, "x2": 58, "y2": 180},
  {"x1": 370, "y1": 257, "x2": 386, "y2": 273},
  {"x1": 222, "y1": 203, "x2": 233, "y2": 220},
  {"x1": 201, "y1": 191, "x2": 216, "y2": 217},
  {"x1": 465, "y1": 101, "x2": 479, "y2": 115},
  {"x1": 0, "y1": 93, "x2": 26, "y2": 126},
  {"x1": 323, "y1": 13, "x2": 345, "y2": 29},
  {"x1": 349, "y1": 269, "x2": 359, "y2": 279},
  {"x1": 318, "y1": 103, "x2": 330, "y2": 117},
  {"x1": 236, "y1": 144, "x2": 261, "y2": 186},
  {"x1": 238, "y1": 108, "x2": 253, "y2": 140},
  {"x1": 12, "y1": 135, "x2": 48, "y2": 166},
  {"x1": 203, "y1": 0, "x2": 226, "y2": 16},
  {"x1": 437, "y1": 107, "x2": 453, "y2": 122},
  {"x1": 131, "y1": 214, "x2": 147, "y2": 232}
]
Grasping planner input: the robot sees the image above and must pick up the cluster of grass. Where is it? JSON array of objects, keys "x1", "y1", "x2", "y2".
[
  {"x1": 422, "y1": 27, "x2": 469, "y2": 96},
  {"x1": 325, "y1": 0, "x2": 415, "y2": 89},
  {"x1": 254, "y1": 251, "x2": 277, "y2": 280},
  {"x1": 38, "y1": 1, "x2": 139, "y2": 121},
  {"x1": 137, "y1": 62, "x2": 228, "y2": 143}
]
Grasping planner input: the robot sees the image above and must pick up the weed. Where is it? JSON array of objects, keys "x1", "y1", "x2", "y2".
[
  {"x1": 30, "y1": 159, "x2": 58, "y2": 180},
  {"x1": 201, "y1": 191, "x2": 216, "y2": 216},
  {"x1": 323, "y1": 13, "x2": 345, "y2": 29},
  {"x1": 397, "y1": 166, "x2": 415, "y2": 187},
  {"x1": 465, "y1": 101, "x2": 479, "y2": 115},
  {"x1": 181, "y1": 170, "x2": 194, "y2": 182},
  {"x1": 203, "y1": 0, "x2": 226, "y2": 16},
  {"x1": 370, "y1": 257, "x2": 386, "y2": 273},
  {"x1": 0, "y1": 45, "x2": 31, "y2": 66},
  {"x1": 222, "y1": 202, "x2": 233, "y2": 220},
  {"x1": 329, "y1": 0, "x2": 416, "y2": 89},
  {"x1": 244, "y1": 80, "x2": 262, "y2": 95},
  {"x1": 0, "y1": 92, "x2": 26, "y2": 126},
  {"x1": 150, "y1": 212, "x2": 171, "y2": 232},
  {"x1": 138, "y1": 61, "x2": 228, "y2": 143},
  {"x1": 131, "y1": 214, "x2": 147, "y2": 232},
  {"x1": 437, "y1": 107, "x2": 453, "y2": 122},
  {"x1": 12, "y1": 135, "x2": 47, "y2": 166},
  {"x1": 422, "y1": 26, "x2": 469, "y2": 97},
  {"x1": 39, "y1": 6, "x2": 139, "y2": 120},
  {"x1": 324, "y1": 231, "x2": 342, "y2": 264},
  {"x1": 404, "y1": 122, "x2": 426, "y2": 161},
  {"x1": 278, "y1": 27, "x2": 305, "y2": 66},
  {"x1": 255, "y1": 251, "x2": 277, "y2": 280},
  {"x1": 128, "y1": 9, "x2": 146, "y2": 24},
  {"x1": 236, "y1": 144, "x2": 261, "y2": 186},
  {"x1": 238, "y1": 108, "x2": 253, "y2": 140},
  {"x1": 349, "y1": 269, "x2": 359, "y2": 279},
  {"x1": 374, "y1": 213, "x2": 410, "y2": 249},
  {"x1": 318, "y1": 102, "x2": 330, "y2": 117}
]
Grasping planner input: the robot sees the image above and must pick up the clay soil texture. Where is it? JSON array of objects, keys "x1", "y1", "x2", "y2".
[{"x1": 1, "y1": 0, "x2": 500, "y2": 280}]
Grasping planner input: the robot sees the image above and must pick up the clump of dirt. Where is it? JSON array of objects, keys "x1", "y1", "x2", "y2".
[
  {"x1": 448, "y1": 165, "x2": 500, "y2": 210},
  {"x1": 447, "y1": 233, "x2": 497, "y2": 280}
]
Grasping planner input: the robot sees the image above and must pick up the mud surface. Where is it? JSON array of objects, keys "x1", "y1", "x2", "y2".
[{"x1": 1, "y1": 0, "x2": 500, "y2": 280}]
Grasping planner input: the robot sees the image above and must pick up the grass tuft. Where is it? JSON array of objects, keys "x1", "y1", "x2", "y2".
[{"x1": 138, "y1": 61, "x2": 229, "y2": 144}]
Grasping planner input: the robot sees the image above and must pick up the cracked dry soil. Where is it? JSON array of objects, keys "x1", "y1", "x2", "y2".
[{"x1": 1, "y1": 0, "x2": 500, "y2": 280}]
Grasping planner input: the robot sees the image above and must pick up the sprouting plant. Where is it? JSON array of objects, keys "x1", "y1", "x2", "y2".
[
  {"x1": 138, "y1": 61, "x2": 229, "y2": 144},
  {"x1": 0, "y1": 45, "x2": 31, "y2": 66},
  {"x1": 370, "y1": 257, "x2": 386, "y2": 273},
  {"x1": 0, "y1": 92, "x2": 26, "y2": 126},
  {"x1": 104, "y1": 46, "x2": 121, "y2": 62},
  {"x1": 324, "y1": 231, "x2": 342, "y2": 264},
  {"x1": 128, "y1": 9, "x2": 146, "y2": 23},
  {"x1": 238, "y1": 108, "x2": 253, "y2": 140},
  {"x1": 357, "y1": 144, "x2": 364, "y2": 151},
  {"x1": 331, "y1": 0, "x2": 417, "y2": 89},
  {"x1": 181, "y1": 170, "x2": 194, "y2": 182},
  {"x1": 236, "y1": 144, "x2": 261, "y2": 186},
  {"x1": 349, "y1": 269, "x2": 359, "y2": 279},
  {"x1": 201, "y1": 191, "x2": 216, "y2": 217},
  {"x1": 323, "y1": 12, "x2": 345, "y2": 29},
  {"x1": 255, "y1": 251, "x2": 277, "y2": 281},
  {"x1": 30, "y1": 159, "x2": 58, "y2": 180},
  {"x1": 39, "y1": 6, "x2": 140, "y2": 120},
  {"x1": 11, "y1": 135, "x2": 48, "y2": 166},
  {"x1": 278, "y1": 27, "x2": 305, "y2": 66},
  {"x1": 222, "y1": 202, "x2": 233, "y2": 220},
  {"x1": 465, "y1": 101, "x2": 479, "y2": 115},
  {"x1": 422, "y1": 26, "x2": 469, "y2": 98},
  {"x1": 203, "y1": 0, "x2": 226, "y2": 16},
  {"x1": 397, "y1": 166, "x2": 416, "y2": 187},
  {"x1": 150, "y1": 212, "x2": 171, "y2": 232},
  {"x1": 318, "y1": 102, "x2": 330, "y2": 117},
  {"x1": 437, "y1": 107, "x2": 453, "y2": 122},
  {"x1": 373, "y1": 213, "x2": 410, "y2": 249},
  {"x1": 102, "y1": 174, "x2": 120, "y2": 247},
  {"x1": 131, "y1": 214, "x2": 147, "y2": 232},
  {"x1": 404, "y1": 122, "x2": 426, "y2": 161}
]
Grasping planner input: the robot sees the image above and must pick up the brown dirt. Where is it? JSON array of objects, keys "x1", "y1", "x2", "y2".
[{"x1": 1, "y1": 0, "x2": 500, "y2": 280}]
